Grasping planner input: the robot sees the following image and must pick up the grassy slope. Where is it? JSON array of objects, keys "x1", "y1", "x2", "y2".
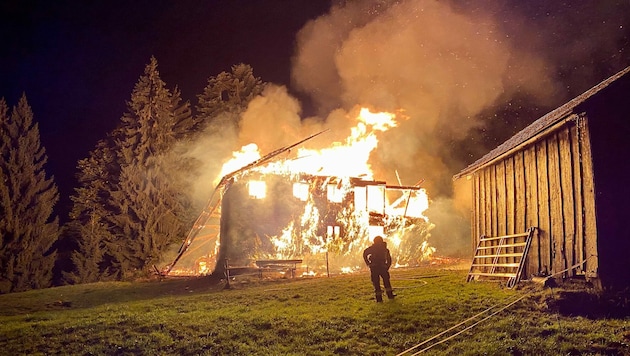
[{"x1": 0, "y1": 266, "x2": 629, "y2": 355}]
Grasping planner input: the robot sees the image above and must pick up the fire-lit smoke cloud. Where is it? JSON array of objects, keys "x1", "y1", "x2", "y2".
[
  {"x1": 238, "y1": 85, "x2": 311, "y2": 154},
  {"x1": 291, "y1": 0, "x2": 556, "y2": 196}
]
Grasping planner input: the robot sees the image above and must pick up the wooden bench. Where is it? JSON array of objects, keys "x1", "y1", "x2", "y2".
[
  {"x1": 255, "y1": 259, "x2": 303, "y2": 278},
  {"x1": 223, "y1": 259, "x2": 303, "y2": 281}
]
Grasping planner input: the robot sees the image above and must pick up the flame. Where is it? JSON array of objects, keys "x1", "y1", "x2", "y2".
[
  {"x1": 387, "y1": 188, "x2": 430, "y2": 218},
  {"x1": 286, "y1": 108, "x2": 397, "y2": 178},
  {"x1": 220, "y1": 108, "x2": 399, "y2": 179},
  {"x1": 217, "y1": 143, "x2": 261, "y2": 181}
]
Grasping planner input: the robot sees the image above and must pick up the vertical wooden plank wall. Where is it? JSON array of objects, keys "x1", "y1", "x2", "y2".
[
  {"x1": 559, "y1": 129, "x2": 576, "y2": 275},
  {"x1": 524, "y1": 147, "x2": 540, "y2": 277},
  {"x1": 536, "y1": 140, "x2": 551, "y2": 274},
  {"x1": 472, "y1": 175, "x2": 480, "y2": 253},
  {"x1": 505, "y1": 158, "x2": 516, "y2": 263},
  {"x1": 484, "y1": 167, "x2": 493, "y2": 267},
  {"x1": 547, "y1": 133, "x2": 565, "y2": 275},
  {"x1": 496, "y1": 161, "x2": 507, "y2": 266},
  {"x1": 514, "y1": 152, "x2": 527, "y2": 269},
  {"x1": 470, "y1": 116, "x2": 597, "y2": 279},
  {"x1": 577, "y1": 115, "x2": 599, "y2": 278}
]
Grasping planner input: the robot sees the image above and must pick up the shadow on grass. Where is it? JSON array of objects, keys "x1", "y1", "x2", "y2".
[
  {"x1": 84, "y1": 274, "x2": 226, "y2": 303},
  {"x1": 0, "y1": 274, "x2": 227, "y2": 316},
  {"x1": 548, "y1": 289, "x2": 630, "y2": 319}
]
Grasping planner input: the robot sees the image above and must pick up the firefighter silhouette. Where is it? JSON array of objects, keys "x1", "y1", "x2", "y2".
[{"x1": 363, "y1": 235, "x2": 395, "y2": 302}]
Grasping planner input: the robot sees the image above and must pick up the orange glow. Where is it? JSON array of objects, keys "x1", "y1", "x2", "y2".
[
  {"x1": 387, "y1": 189, "x2": 430, "y2": 218},
  {"x1": 270, "y1": 108, "x2": 398, "y2": 178}
]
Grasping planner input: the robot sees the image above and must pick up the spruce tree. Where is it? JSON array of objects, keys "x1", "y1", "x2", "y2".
[
  {"x1": 0, "y1": 95, "x2": 60, "y2": 293},
  {"x1": 112, "y1": 57, "x2": 194, "y2": 277},
  {"x1": 197, "y1": 63, "x2": 264, "y2": 131},
  {"x1": 68, "y1": 57, "x2": 195, "y2": 280},
  {"x1": 63, "y1": 140, "x2": 118, "y2": 283}
]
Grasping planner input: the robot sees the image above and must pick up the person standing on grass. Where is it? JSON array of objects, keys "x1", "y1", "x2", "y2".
[{"x1": 363, "y1": 235, "x2": 395, "y2": 302}]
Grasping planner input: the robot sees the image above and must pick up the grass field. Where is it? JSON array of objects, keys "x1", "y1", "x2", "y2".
[{"x1": 1, "y1": 264, "x2": 629, "y2": 355}]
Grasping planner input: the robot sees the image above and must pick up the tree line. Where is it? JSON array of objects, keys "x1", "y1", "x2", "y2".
[{"x1": 0, "y1": 57, "x2": 264, "y2": 293}]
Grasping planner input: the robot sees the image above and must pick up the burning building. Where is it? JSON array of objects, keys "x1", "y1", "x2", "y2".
[
  {"x1": 165, "y1": 108, "x2": 434, "y2": 277},
  {"x1": 453, "y1": 66, "x2": 630, "y2": 290}
]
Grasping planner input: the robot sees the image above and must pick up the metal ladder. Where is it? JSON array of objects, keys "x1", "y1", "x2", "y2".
[{"x1": 467, "y1": 227, "x2": 536, "y2": 288}]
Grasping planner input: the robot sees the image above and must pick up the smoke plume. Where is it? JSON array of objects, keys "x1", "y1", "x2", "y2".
[
  {"x1": 185, "y1": 0, "x2": 629, "y2": 257},
  {"x1": 291, "y1": 0, "x2": 558, "y2": 195}
]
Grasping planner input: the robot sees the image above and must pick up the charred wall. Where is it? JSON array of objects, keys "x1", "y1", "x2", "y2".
[{"x1": 217, "y1": 176, "x2": 303, "y2": 268}]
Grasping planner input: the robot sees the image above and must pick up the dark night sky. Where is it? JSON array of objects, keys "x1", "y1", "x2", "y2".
[
  {"x1": 0, "y1": 0, "x2": 331, "y2": 219},
  {"x1": 1, "y1": 1, "x2": 629, "y2": 222}
]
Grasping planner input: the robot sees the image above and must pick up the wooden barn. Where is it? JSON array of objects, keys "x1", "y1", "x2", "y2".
[{"x1": 453, "y1": 66, "x2": 630, "y2": 290}]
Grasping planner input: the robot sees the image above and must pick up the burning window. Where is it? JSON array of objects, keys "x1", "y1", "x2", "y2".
[
  {"x1": 248, "y1": 180, "x2": 266, "y2": 199},
  {"x1": 327, "y1": 184, "x2": 344, "y2": 203},
  {"x1": 327, "y1": 225, "x2": 341, "y2": 239},
  {"x1": 367, "y1": 184, "x2": 385, "y2": 214},
  {"x1": 354, "y1": 186, "x2": 367, "y2": 211},
  {"x1": 293, "y1": 182, "x2": 309, "y2": 201}
]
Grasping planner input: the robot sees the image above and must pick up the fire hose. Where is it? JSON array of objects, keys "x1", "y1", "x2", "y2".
[{"x1": 396, "y1": 294, "x2": 527, "y2": 355}]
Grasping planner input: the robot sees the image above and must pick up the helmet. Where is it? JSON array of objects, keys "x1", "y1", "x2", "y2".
[{"x1": 373, "y1": 236, "x2": 384, "y2": 243}]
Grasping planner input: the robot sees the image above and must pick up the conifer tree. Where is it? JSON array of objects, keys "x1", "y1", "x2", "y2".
[
  {"x1": 67, "y1": 57, "x2": 195, "y2": 280},
  {"x1": 0, "y1": 95, "x2": 60, "y2": 293},
  {"x1": 107, "y1": 154, "x2": 190, "y2": 276},
  {"x1": 110, "y1": 57, "x2": 194, "y2": 277},
  {"x1": 63, "y1": 140, "x2": 117, "y2": 283},
  {"x1": 67, "y1": 60, "x2": 265, "y2": 282},
  {"x1": 197, "y1": 63, "x2": 264, "y2": 131}
]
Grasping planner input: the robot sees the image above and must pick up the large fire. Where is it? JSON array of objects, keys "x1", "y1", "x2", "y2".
[{"x1": 167, "y1": 107, "x2": 435, "y2": 276}]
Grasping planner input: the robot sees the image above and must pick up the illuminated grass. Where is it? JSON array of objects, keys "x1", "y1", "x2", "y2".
[{"x1": 0, "y1": 267, "x2": 628, "y2": 355}]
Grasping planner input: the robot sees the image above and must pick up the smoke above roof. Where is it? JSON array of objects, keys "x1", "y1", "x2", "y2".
[{"x1": 288, "y1": 0, "x2": 629, "y2": 196}]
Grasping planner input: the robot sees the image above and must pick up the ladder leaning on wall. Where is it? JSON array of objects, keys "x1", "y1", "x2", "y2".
[{"x1": 467, "y1": 227, "x2": 537, "y2": 288}]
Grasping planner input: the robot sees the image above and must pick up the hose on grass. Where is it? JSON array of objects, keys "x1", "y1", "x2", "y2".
[
  {"x1": 397, "y1": 256, "x2": 595, "y2": 354},
  {"x1": 532, "y1": 257, "x2": 591, "y2": 285},
  {"x1": 396, "y1": 294, "x2": 527, "y2": 355}
]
